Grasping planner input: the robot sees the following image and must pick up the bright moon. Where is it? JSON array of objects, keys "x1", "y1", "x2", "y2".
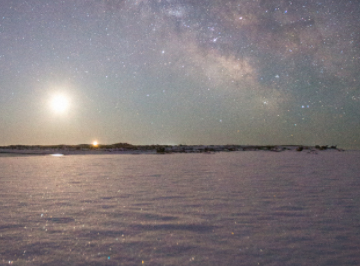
[{"x1": 51, "y1": 94, "x2": 69, "y2": 113}]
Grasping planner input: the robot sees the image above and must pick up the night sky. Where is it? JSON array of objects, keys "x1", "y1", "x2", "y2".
[{"x1": 0, "y1": 0, "x2": 359, "y2": 148}]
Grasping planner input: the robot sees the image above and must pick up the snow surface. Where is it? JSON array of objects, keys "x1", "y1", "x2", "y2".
[{"x1": 0, "y1": 151, "x2": 359, "y2": 265}]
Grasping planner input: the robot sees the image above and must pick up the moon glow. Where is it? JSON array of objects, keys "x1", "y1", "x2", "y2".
[{"x1": 51, "y1": 94, "x2": 69, "y2": 113}]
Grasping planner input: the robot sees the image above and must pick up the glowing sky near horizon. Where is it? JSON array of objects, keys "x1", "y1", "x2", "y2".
[{"x1": 0, "y1": 0, "x2": 359, "y2": 148}]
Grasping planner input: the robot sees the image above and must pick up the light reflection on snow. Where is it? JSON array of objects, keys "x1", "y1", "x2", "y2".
[{"x1": 50, "y1": 153, "x2": 64, "y2": 157}]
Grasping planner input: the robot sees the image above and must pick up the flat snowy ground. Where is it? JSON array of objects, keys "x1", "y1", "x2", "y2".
[{"x1": 0, "y1": 151, "x2": 359, "y2": 266}]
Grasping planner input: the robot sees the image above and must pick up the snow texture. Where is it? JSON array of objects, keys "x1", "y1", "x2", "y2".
[{"x1": 0, "y1": 151, "x2": 359, "y2": 265}]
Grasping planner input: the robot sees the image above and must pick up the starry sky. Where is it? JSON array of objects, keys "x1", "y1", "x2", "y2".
[{"x1": 0, "y1": 0, "x2": 359, "y2": 148}]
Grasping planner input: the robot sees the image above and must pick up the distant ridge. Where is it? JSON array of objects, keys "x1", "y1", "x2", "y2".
[{"x1": 0, "y1": 144, "x2": 343, "y2": 155}]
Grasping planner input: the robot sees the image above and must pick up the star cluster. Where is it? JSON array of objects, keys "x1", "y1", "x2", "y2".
[{"x1": 0, "y1": 0, "x2": 359, "y2": 148}]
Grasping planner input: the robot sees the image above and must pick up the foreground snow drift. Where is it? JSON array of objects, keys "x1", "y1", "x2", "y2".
[{"x1": 0, "y1": 151, "x2": 359, "y2": 265}]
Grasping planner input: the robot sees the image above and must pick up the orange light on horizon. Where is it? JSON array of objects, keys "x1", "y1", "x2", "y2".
[{"x1": 92, "y1": 141, "x2": 98, "y2": 146}]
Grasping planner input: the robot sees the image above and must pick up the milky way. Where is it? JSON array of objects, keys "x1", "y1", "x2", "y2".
[{"x1": 0, "y1": 0, "x2": 359, "y2": 148}]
